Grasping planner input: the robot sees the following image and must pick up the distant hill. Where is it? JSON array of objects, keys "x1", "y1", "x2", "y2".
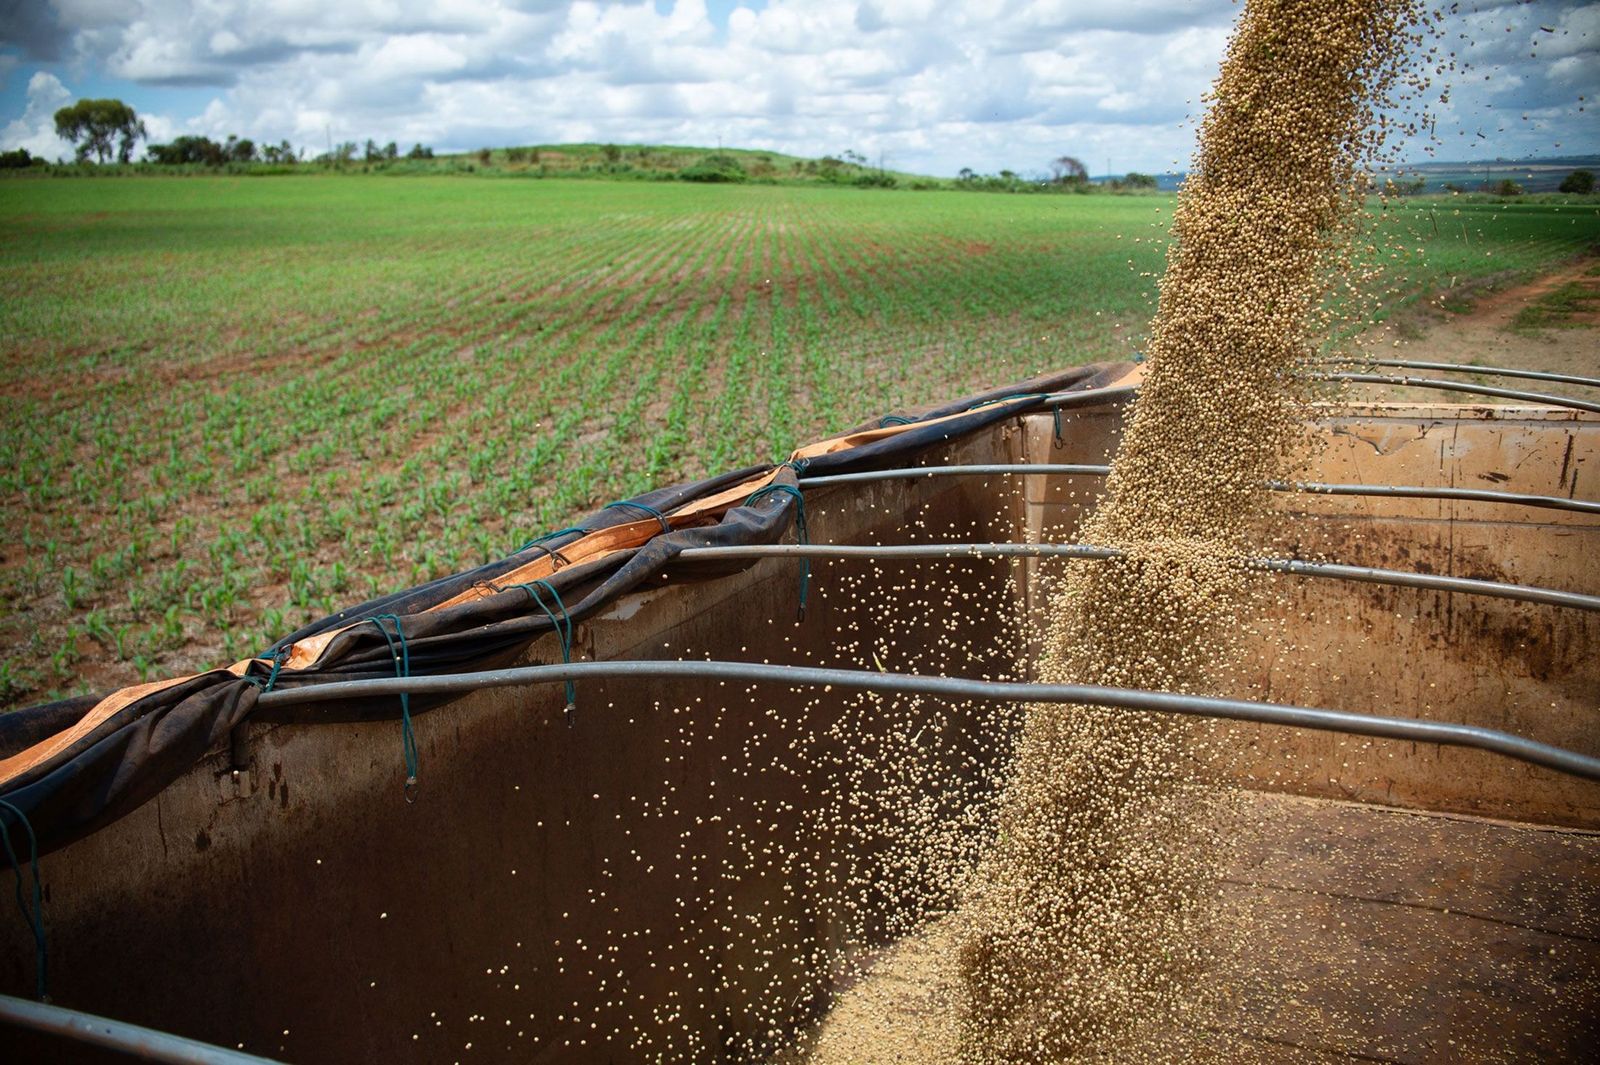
[
  {"x1": 355, "y1": 144, "x2": 1167, "y2": 194},
  {"x1": 428, "y1": 143, "x2": 939, "y2": 186}
]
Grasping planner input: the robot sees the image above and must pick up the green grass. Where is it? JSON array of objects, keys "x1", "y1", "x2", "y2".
[
  {"x1": 1, "y1": 177, "x2": 1595, "y2": 707},
  {"x1": 1511, "y1": 281, "x2": 1600, "y2": 332}
]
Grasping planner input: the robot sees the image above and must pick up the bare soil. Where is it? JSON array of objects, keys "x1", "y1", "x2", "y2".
[{"x1": 1356, "y1": 255, "x2": 1600, "y2": 404}]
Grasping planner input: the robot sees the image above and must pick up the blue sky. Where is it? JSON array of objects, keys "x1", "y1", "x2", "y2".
[{"x1": 2, "y1": 1, "x2": 1595, "y2": 176}]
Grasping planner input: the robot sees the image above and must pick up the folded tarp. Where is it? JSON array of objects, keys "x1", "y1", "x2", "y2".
[{"x1": 0, "y1": 362, "x2": 1130, "y2": 855}]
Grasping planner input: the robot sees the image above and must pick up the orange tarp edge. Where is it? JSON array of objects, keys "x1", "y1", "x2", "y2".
[
  {"x1": 0, "y1": 660, "x2": 251, "y2": 786},
  {"x1": 1, "y1": 378, "x2": 1133, "y2": 790}
]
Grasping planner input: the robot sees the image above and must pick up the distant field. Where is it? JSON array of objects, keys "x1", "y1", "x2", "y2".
[
  {"x1": 0, "y1": 176, "x2": 1595, "y2": 706},
  {"x1": 1376, "y1": 156, "x2": 1600, "y2": 194}
]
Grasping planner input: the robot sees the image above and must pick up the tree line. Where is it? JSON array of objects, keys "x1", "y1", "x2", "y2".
[
  {"x1": 28, "y1": 97, "x2": 435, "y2": 168},
  {"x1": 138, "y1": 132, "x2": 437, "y2": 168},
  {"x1": 148, "y1": 135, "x2": 296, "y2": 165},
  {"x1": 953, "y1": 156, "x2": 1161, "y2": 193},
  {"x1": 16, "y1": 98, "x2": 1598, "y2": 197}
]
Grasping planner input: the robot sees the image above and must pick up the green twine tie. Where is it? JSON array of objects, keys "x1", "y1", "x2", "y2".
[
  {"x1": 518, "y1": 525, "x2": 586, "y2": 554},
  {"x1": 604, "y1": 499, "x2": 672, "y2": 534},
  {"x1": 366, "y1": 614, "x2": 418, "y2": 801},
  {"x1": 517, "y1": 580, "x2": 577, "y2": 726}
]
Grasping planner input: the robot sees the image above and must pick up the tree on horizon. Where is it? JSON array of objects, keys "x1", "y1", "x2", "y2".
[{"x1": 54, "y1": 99, "x2": 146, "y2": 164}]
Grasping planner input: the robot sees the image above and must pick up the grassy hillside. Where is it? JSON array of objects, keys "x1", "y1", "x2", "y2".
[
  {"x1": 0, "y1": 176, "x2": 1595, "y2": 705},
  {"x1": 451, "y1": 143, "x2": 938, "y2": 185}
]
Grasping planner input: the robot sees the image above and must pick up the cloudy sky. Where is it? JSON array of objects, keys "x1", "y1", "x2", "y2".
[{"x1": 1, "y1": 0, "x2": 1595, "y2": 176}]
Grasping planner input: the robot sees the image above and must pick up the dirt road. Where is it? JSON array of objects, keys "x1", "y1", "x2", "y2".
[{"x1": 1356, "y1": 255, "x2": 1600, "y2": 405}]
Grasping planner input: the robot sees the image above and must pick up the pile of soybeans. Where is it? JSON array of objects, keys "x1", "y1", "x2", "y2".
[{"x1": 802, "y1": 0, "x2": 1435, "y2": 1061}]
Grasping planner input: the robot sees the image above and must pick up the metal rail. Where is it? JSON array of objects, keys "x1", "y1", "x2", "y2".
[
  {"x1": 961, "y1": 367, "x2": 1598, "y2": 418},
  {"x1": 802, "y1": 464, "x2": 1112, "y2": 486},
  {"x1": 1252, "y1": 557, "x2": 1598, "y2": 609},
  {"x1": 1316, "y1": 373, "x2": 1600, "y2": 415},
  {"x1": 252, "y1": 659, "x2": 1600, "y2": 781},
  {"x1": 1270, "y1": 480, "x2": 1600, "y2": 514},
  {"x1": 873, "y1": 385, "x2": 1136, "y2": 431},
  {"x1": 797, "y1": 464, "x2": 1600, "y2": 515},
  {"x1": 0, "y1": 994, "x2": 280, "y2": 1065},
  {"x1": 1337, "y1": 358, "x2": 1600, "y2": 391},
  {"x1": 1039, "y1": 384, "x2": 1139, "y2": 409},
  {"x1": 681, "y1": 542, "x2": 1117, "y2": 562},
  {"x1": 1028, "y1": 371, "x2": 1600, "y2": 414},
  {"x1": 672, "y1": 543, "x2": 1600, "y2": 612}
]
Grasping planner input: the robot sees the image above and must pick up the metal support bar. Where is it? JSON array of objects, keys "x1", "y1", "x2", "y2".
[
  {"x1": 797, "y1": 464, "x2": 1600, "y2": 514},
  {"x1": 252, "y1": 659, "x2": 1600, "y2": 781},
  {"x1": 1269, "y1": 479, "x2": 1600, "y2": 515},
  {"x1": 671, "y1": 543, "x2": 1600, "y2": 612},
  {"x1": 976, "y1": 367, "x2": 1599, "y2": 419},
  {"x1": 803, "y1": 464, "x2": 1112, "y2": 486},
  {"x1": 1038, "y1": 384, "x2": 1139, "y2": 409},
  {"x1": 1251, "y1": 557, "x2": 1598, "y2": 610},
  {"x1": 680, "y1": 543, "x2": 1120, "y2": 562},
  {"x1": 0, "y1": 994, "x2": 281, "y2": 1065},
  {"x1": 1315, "y1": 373, "x2": 1600, "y2": 415},
  {"x1": 1336, "y1": 358, "x2": 1600, "y2": 391},
  {"x1": 872, "y1": 385, "x2": 1134, "y2": 432}
]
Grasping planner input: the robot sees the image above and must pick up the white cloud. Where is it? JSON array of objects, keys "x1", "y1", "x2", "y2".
[
  {"x1": 0, "y1": 71, "x2": 75, "y2": 160},
  {"x1": 2, "y1": 0, "x2": 1595, "y2": 175},
  {"x1": 365, "y1": 35, "x2": 469, "y2": 80}
]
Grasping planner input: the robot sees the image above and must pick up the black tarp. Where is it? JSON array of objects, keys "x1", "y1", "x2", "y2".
[{"x1": 0, "y1": 363, "x2": 1125, "y2": 855}]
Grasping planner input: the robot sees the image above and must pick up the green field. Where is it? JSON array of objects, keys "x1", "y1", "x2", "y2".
[{"x1": 1, "y1": 175, "x2": 1595, "y2": 707}]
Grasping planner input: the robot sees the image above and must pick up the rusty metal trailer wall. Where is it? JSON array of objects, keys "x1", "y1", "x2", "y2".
[
  {"x1": 1021, "y1": 402, "x2": 1600, "y2": 827},
  {"x1": 0, "y1": 422, "x2": 1031, "y2": 1062}
]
